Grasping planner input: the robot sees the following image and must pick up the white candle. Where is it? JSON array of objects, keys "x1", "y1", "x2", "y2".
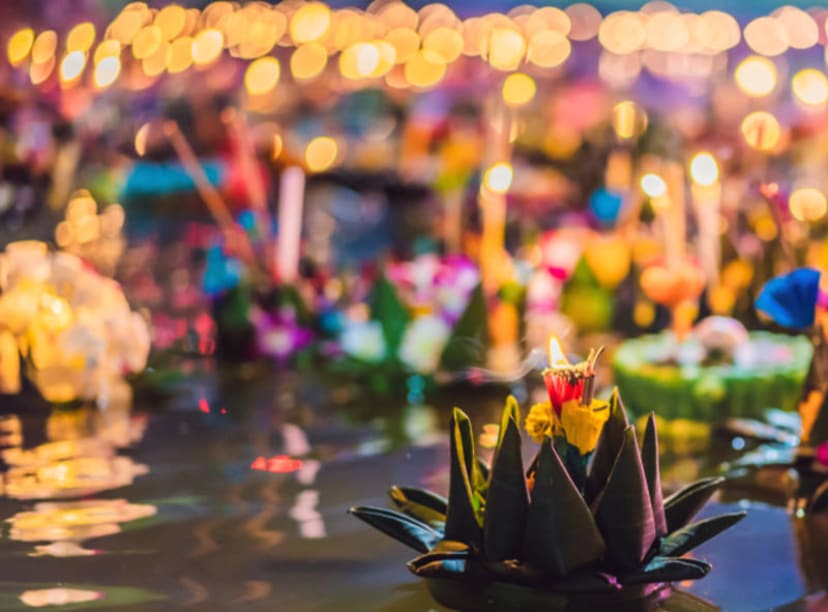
[
  {"x1": 689, "y1": 152, "x2": 722, "y2": 289},
  {"x1": 277, "y1": 166, "x2": 306, "y2": 284}
]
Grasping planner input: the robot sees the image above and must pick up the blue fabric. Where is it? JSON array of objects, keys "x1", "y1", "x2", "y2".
[
  {"x1": 589, "y1": 188, "x2": 624, "y2": 226},
  {"x1": 120, "y1": 159, "x2": 225, "y2": 199},
  {"x1": 203, "y1": 244, "x2": 243, "y2": 297},
  {"x1": 756, "y1": 268, "x2": 820, "y2": 329}
]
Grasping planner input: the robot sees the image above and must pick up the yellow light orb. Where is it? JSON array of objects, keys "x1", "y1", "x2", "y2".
[
  {"x1": 698, "y1": 11, "x2": 741, "y2": 51},
  {"x1": 290, "y1": 2, "x2": 332, "y2": 44},
  {"x1": 165, "y1": 36, "x2": 193, "y2": 74},
  {"x1": 599, "y1": 12, "x2": 646, "y2": 55},
  {"x1": 744, "y1": 16, "x2": 789, "y2": 56},
  {"x1": 93, "y1": 40, "x2": 121, "y2": 65},
  {"x1": 340, "y1": 42, "x2": 379, "y2": 79},
  {"x1": 134, "y1": 123, "x2": 150, "y2": 157},
  {"x1": 790, "y1": 187, "x2": 827, "y2": 222},
  {"x1": 305, "y1": 136, "x2": 339, "y2": 172},
  {"x1": 272, "y1": 133, "x2": 283, "y2": 160},
  {"x1": 385, "y1": 27, "x2": 420, "y2": 64},
  {"x1": 740, "y1": 111, "x2": 781, "y2": 151},
  {"x1": 371, "y1": 40, "x2": 397, "y2": 77},
  {"x1": 689, "y1": 152, "x2": 719, "y2": 186},
  {"x1": 236, "y1": 11, "x2": 283, "y2": 59},
  {"x1": 191, "y1": 28, "x2": 224, "y2": 66},
  {"x1": 483, "y1": 162, "x2": 514, "y2": 194},
  {"x1": 109, "y1": 8, "x2": 150, "y2": 45},
  {"x1": 775, "y1": 6, "x2": 818, "y2": 50},
  {"x1": 526, "y1": 7, "x2": 571, "y2": 37},
  {"x1": 93, "y1": 55, "x2": 121, "y2": 88},
  {"x1": 142, "y1": 42, "x2": 168, "y2": 77},
  {"x1": 154, "y1": 5, "x2": 187, "y2": 40},
  {"x1": 7, "y1": 28, "x2": 35, "y2": 66},
  {"x1": 612, "y1": 100, "x2": 648, "y2": 140},
  {"x1": 640, "y1": 173, "x2": 667, "y2": 198},
  {"x1": 29, "y1": 57, "x2": 55, "y2": 85},
  {"x1": 527, "y1": 30, "x2": 571, "y2": 68},
  {"x1": 501, "y1": 72, "x2": 536, "y2": 108},
  {"x1": 132, "y1": 25, "x2": 162, "y2": 60},
  {"x1": 59, "y1": 51, "x2": 86, "y2": 83},
  {"x1": 31, "y1": 30, "x2": 57, "y2": 64},
  {"x1": 792, "y1": 68, "x2": 828, "y2": 106},
  {"x1": 290, "y1": 43, "x2": 328, "y2": 80},
  {"x1": 244, "y1": 56, "x2": 280, "y2": 95},
  {"x1": 403, "y1": 49, "x2": 446, "y2": 88},
  {"x1": 734, "y1": 56, "x2": 777, "y2": 97},
  {"x1": 487, "y1": 28, "x2": 525, "y2": 71},
  {"x1": 66, "y1": 23, "x2": 96, "y2": 53},
  {"x1": 422, "y1": 26, "x2": 463, "y2": 63}
]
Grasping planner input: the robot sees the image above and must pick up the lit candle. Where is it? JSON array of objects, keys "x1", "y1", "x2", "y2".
[
  {"x1": 542, "y1": 335, "x2": 604, "y2": 412},
  {"x1": 689, "y1": 152, "x2": 722, "y2": 289},
  {"x1": 276, "y1": 166, "x2": 306, "y2": 284}
]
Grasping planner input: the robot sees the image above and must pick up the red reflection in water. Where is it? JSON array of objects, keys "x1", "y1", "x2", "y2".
[{"x1": 250, "y1": 455, "x2": 303, "y2": 473}]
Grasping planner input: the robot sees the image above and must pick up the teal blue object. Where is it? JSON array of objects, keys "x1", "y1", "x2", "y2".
[
  {"x1": 589, "y1": 188, "x2": 624, "y2": 226},
  {"x1": 755, "y1": 268, "x2": 820, "y2": 330},
  {"x1": 203, "y1": 245, "x2": 242, "y2": 297},
  {"x1": 120, "y1": 159, "x2": 225, "y2": 199}
]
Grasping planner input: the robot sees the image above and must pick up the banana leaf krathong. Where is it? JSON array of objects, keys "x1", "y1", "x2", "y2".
[{"x1": 350, "y1": 391, "x2": 745, "y2": 610}]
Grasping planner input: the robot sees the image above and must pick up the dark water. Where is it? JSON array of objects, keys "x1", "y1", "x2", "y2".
[{"x1": 0, "y1": 366, "x2": 823, "y2": 612}]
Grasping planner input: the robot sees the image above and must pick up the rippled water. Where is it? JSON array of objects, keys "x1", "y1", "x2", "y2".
[{"x1": 0, "y1": 367, "x2": 823, "y2": 611}]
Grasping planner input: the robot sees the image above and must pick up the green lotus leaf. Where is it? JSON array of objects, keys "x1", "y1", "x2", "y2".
[
  {"x1": 369, "y1": 272, "x2": 410, "y2": 353},
  {"x1": 445, "y1": 408, "x2": 483, "y2": 546},
  {"x1": 592, "y1": 426, "x2": 656, "y2": 571},
  {"x1": 622, "y1": 557, "x2": 711, "y2": 584},
  {"x1": 659, "y1": 512, "x2": 747, "y2": 558},
  {"x1": 388, "y1": 486, "x2": 447, "y2": 528},
  {"x1": 586, "y1": 387, "x2": 630, "y2": 503},
  {"x1": 522, "y1": 439, "x2": 606, "y2": 577},
  {"x1": 348, "y1": 506, "x2": 440, "y2": 553},
  {"x1": 641, "y1": 413, "x2": 667, "y2": 536},
  {"x1": 483, "y1": 415, "x2": 529, "y2": 561},
  {"x1": 663, "y1": 477, "x2": 724, "y2": 532},
  {"x1": 439, "y1": 282, "x2": 489, "y2": 371}
]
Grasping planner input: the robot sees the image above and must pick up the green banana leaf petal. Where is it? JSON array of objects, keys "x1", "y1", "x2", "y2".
[
  {"x1": 369, "y1": 273, "x2": 410, "y2": 354},
  {"x1": 622, "y1": 557, "x2": 711, "y2": 584},
  {"x1": 408, "y1": 549, "x2": 473, "y2": 579},
  {"x1": 522, "y1": 440, "x2": 606, "y2": 578},
  {"x1": 477, "y1": 457, "x2": 491, "y2": 483},
  {"x1": 499, "y1": 396, "x2": 521, "y2": 448},
  {"x1": 641, "y1": 413, "x2": 668, "y2": 537},
  {"x1": 592, "y1": 426, "x2": 656, "y2": 571},
  {"x1": 483, "y1": 415, "x2": 529, "y2": 561},
  {"x1": 348, "y1": 506, "x2": 440, "y2": 553},
  {"x1": 444, "y1": 408, "x2": 484, "y2": 546},
  {"x1": 388, "y1": 486, "x2": 448, "y2": 528},
  {"x1": 586, "y1": 387, "x2": 630, "y2": 503},
  {"x1": 663, "y1": 477, "x2": 724, "y2": 533},
  {"x1": 439, "y1": 283, "x2": 488, "y2": 371},
  {"x1": 659, "y1": 512, "x2": 747, "y2": 558},
  {"x1": 555, "y1": 437, "x2": 588, "y2": 493}
]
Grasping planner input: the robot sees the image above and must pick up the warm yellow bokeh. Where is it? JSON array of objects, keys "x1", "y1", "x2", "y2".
[
  {"x1": 245, "y1": 57, "x2": 280, "y2": 95},
  {"x1": 191, "y1": 29, "x2": 224, "y2": 66},
  {"x1": 7, "y1": 28, "x2": 35, "y2": 66},
  {"x1": 31, "y1": 30, "x2": 57, "y2": 64},
  {"x1": 790, "y1": 187, "x2": 827, "y2": 222},
  {"x1": 290, "y1": 2, "x2": 332, "y2": 44},
  {"x1": 689, "y1": 152, "x2": 719, "y2": 186},
  {"x1": 59, "y1": 51, "x2": 86, "y2": 84},
  {"x1": 734, "y1": 56, "x2": 777, "y2": 97},
  {"x1": 502, "y1": 73, "x2": 536, "y2": 108},
  {"x1": 483, "y1": 162, "x2": 514, "y2": 194},
  {"x1": 66, "y1": 23, "x2": 96, "y2": 53},
  {"x1": 94, "y1": 55, "x2": 121, "y2": 88},
  {"x1": 792, "y1": 69, "x2": 828, "y2": 106},
  {"x1": 740, "y1": 111, "x2": 781, "y2": 151},
  {"x1": 305, "y1": 136, "x2": 339, "y2": 172},
  {"x1": 290, "y1": 43, "x2": 328, "y2": 80}
]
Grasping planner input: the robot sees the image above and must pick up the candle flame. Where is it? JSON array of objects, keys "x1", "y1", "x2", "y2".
[{"x1": 547, "y1": 334, "x2": 569, "y2": 367}]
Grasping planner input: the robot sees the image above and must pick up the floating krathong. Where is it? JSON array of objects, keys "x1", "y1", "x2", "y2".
[{"x1": 350, "y1": 339, "x2": 745, "y2": 610}]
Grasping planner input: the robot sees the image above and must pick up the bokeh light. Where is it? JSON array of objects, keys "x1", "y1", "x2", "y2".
[
  {"x1": 734, "y1": 56, "x2": 777, "y2": 97},
  {"x1": 245, "y1": 57, "x2": 280, "y2": 95},
  {"x1": 94, "y1": 56, "x2": 121, "y2": 88},
  {"x1": 740, "y1": 111, "x2": 781, "y2": 151},
  {"x1": 689, "y1": 152, "x2": 719, "y2": 186},
  {"x1": 305, "y1": 136, "x2": 339, "y2": 172},
  {"x1": 483, "y1": 162, "x2": 514, "y2": 194},
  {"x1": 792, "y1": 69, "x2": 828, "y2": 106},
  {"x1": 290, "y1": 43, "x2": 328, "y2": 80},
  {"x1": 59, "y1": 51, "x2": 86, "y2": 84},
  {"x1": 290, "y1": 2, "x2": 332, "y2": 44},
  {"x1": 66, "y1": 23, "x2": 96, "y2": 53},
  {"x1": 789, "y1": 187, "x2": 827, "y2": 221},
  {"x1": 191, "y1": 29, "x2": 224, "y2": 66},
  {"x1": 502, "y1": 73, "x2": 536, "y2": 108},
  {"x1": 640, "y1": 173, "x2": 667, "y2": 198},
  {"x1": 7, "y1": 28, "x2": 35, "y2": 66}
]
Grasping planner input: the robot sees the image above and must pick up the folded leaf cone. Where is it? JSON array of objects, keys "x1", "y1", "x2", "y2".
[
  {"x1": 522, "y1": 439, "x2": 606, "y2": 576},
  {"x1": 483, "y1": 416, "x2": 529, "y2": 561},
  {"x1": 351, "y1": 389, "x2": 746, "y2": 601},
  {"x1": 593, "y1": 426, "x2": 656, "y2": 571}
]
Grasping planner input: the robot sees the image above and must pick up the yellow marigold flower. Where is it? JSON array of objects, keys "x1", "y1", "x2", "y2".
[
  {"x1": 525, "y1": 401, "x2": 561, "y2": 443},
  {"x1": 560, "y1": 398, "x2": 610, "y2": 455}
]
